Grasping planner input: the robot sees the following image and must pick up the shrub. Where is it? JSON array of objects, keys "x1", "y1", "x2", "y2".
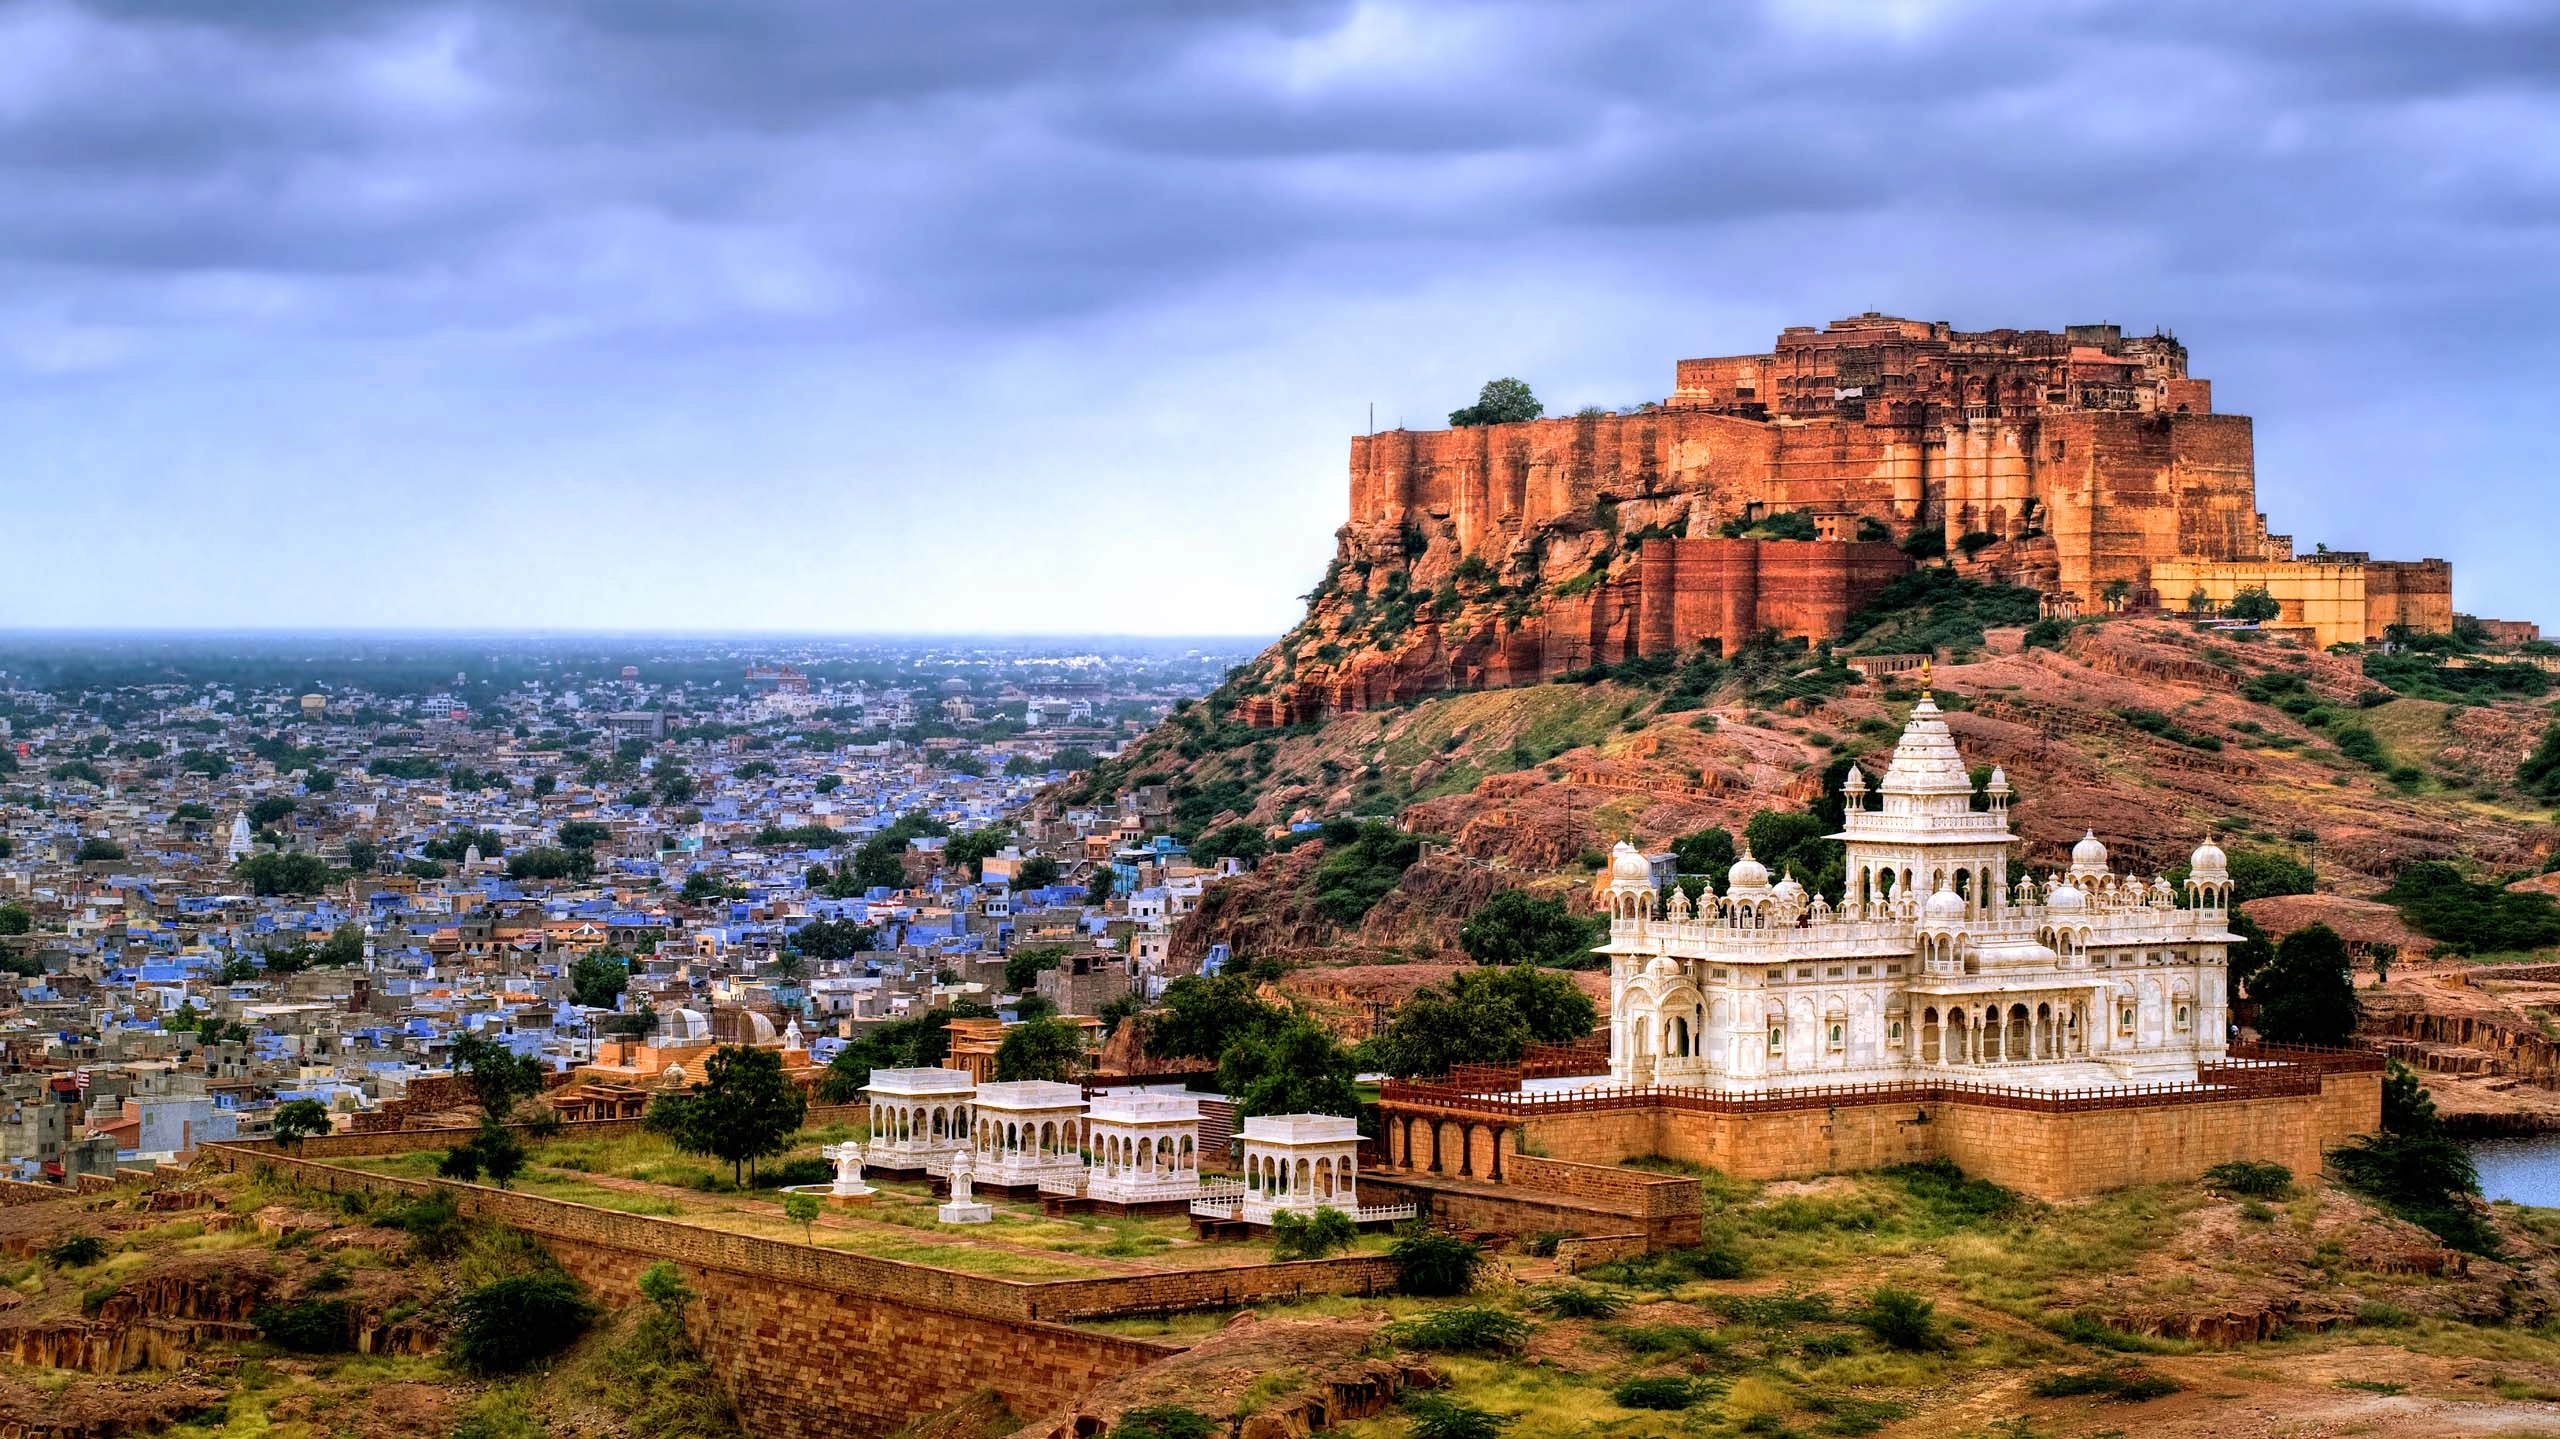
[
  {"x1": 750, "y1": 1157, "x2": 832, "y2": 1190},
  {"x1": 2251, "y1": 923, "x2": 2360, "y2": 1046},
  {"x1": 1269, "y1": 1206, "x2": 1358, "y2": 1261},
  {"x1": 1388, "y1": 1305, "x2": 1532, "y2": 1355},
  {"x1": 42, "y1": 1235, "x2": 106, "y2": 1268},
  {"x1": 1401, "y1": 1392, "x2": 1509, "y2": 1439},
  {"x1": 1611, "y1": 1376, "x2": 1697, "y2": 1410},
  {"x1": 452, "y1": 1272, "x2": 596, "y2": 1373},
  {"x1": 2379, "y1": 861, "x2": 2560, "y2": 956},
  {"x1": 1855, "y1": 1287, "x2": 1944, "y2": 1352},
  {"x1": 1390, "y1": 1229, "x2": 1483, "y2": 1297},
  {"x1": 1716, "y1": 1287, "x2": 1836, "y2": 1326},
  {"x1": 2030, "y1": 1364, "x2": 2182, "y2": 1402},
  {"x1": 2203, "y1": 1160, "x2": 2293, "y2": 1198},
  {"x1": 1532, "y1": 1283, "x2": 1624, "y2": 1319},
  {"x1": 253, "y1": 1297, "x2": 351, "y2": 1353},
  {"x1": 1111, "y1": 1405, "x2": 1216, "y2": 1439},
  {"x1": 386, "y1": 1191, "x2": 467, "y2": 1259},
  {"x1": 1518, "y1": 1229, "x2": 1574, "y2": 1259},
  {"x1": 2048, "y1": 1310, "x2": 2175, "y2": 1353}
]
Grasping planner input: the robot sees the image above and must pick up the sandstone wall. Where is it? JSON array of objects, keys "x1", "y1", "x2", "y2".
[
  {"x1": 2366, "y1": 559, "x2": 2456, "y2": 638},
  {"x1": 1490, "y1": 1072, "x2": 2376, "y2": 1202},
  {"x1": 202, "y1": 1143, "x2": 1405, "y2": 1438}
]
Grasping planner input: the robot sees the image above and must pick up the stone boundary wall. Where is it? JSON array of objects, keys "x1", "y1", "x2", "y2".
[
  {"x1": 201, "y1": 1143, "x2": 1398, "y2": 1323},
  {"x1": 1494, "y1": 1070, "x2": 2377, "y2": 1201},
  {"x1": 200, "y1": 1143, "x2": 1412, "y2": 1437},
  {"x1": 1365, "y1": 1176, "x2": 1701, "y2": 1252},
  {"x1": 1504, "y1": 1155, "x2": 1700, "y2": 1217},
  {"x1": 1555, "y1": 1233, "x2": 1649, "y2": 1271}
]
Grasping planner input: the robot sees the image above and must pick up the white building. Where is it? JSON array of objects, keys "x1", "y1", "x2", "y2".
[
  {"x1": 1606, "y1": 689, "x2": 2236, "y2": 1092},
  {"x1": 1191, "y1": 1114, "x2": 1416, "y2": 1227},
  {"x1": 967, "y1": 1080, "x2": 1088, "y2": 1190},
  {"x1": 862, "y1": 1068, "x2": 975, "y2": 1172}
]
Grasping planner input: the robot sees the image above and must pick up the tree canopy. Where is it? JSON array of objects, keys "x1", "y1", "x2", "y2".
[
  {"x1": 2251, "y1": 922, "x2": 2360, "y2": 1046},
  {"x1": 1448, "y1": 377, "x2": 1543, "y2": 428},
  {"x1": 994, "y1": 1018, "x2": 1086, "y2": 1083},
  {"x1": 1458, "y1": 890, "x2": 1604, "y2": 969},
  {"x1": 1369, "y1": 966, "x2": 1597, "y2": 1079},
  {"x1": 1220, "y1": 1017, "x2": 1359, "y2": 1118},
  {"x1": 569, "y1": 952, "x2": 629, "y2": 1009},
  {"x1": 656, "y1": 1044, "x2": 806, "y2": 1184}
]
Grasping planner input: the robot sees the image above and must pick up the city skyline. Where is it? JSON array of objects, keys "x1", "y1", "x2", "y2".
[{"x1": 7, "y1": 0, "x2": 2559, "y2": 633}]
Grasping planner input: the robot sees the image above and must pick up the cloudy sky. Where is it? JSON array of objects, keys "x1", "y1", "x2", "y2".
[{"x1": 4, "y1": 0, "x2": 2556, "y2": 635}]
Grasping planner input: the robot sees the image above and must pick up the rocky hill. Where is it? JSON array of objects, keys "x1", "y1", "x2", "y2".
[{"x1": 1077, "y1": 603, "x2": 2559, "y2": 966}]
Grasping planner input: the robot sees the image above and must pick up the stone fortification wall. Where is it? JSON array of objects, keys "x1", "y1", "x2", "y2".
[
  {"x1": 2366, "y1": 559, "x2": 2456, "y2": 638},
  {"x1": 201, "y1": 1140, "x2": 1400, "y2": 1437}
]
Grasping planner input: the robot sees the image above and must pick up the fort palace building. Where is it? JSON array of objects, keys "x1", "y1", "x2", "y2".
[{"x1": 1605, "y1": 682, "x2": 2237, "y2": 1093}]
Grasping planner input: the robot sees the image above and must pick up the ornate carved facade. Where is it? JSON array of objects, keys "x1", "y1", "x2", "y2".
[{"x1": 1603, "y1": 685, "x2": 2238, "y2": 1091}]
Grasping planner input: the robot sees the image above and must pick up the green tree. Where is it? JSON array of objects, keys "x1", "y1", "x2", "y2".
[
  {"x1": 1086, "y1": 868, "x2": 1118, "y2": 907},
  {"x1": 1220, "y1": 1017, "x2": 1358, "y2": 1117},
  {"x1": 783, "y1": 1191, "x2": 821, "y2": 1245},
  {"x1": 1016, "y1": 855, "x2": 1063, "y2": 889},
  {"x1": 74, "y1": 838, "x2": 125, "y2": 864},
  {"x1": 1148, "y1": 973, "x2": 1286, "y2": 1062},
  {"x1": 0, "y1": 904, "x2": 30, "y2": 936},
  {"x1": 791, "y1": 918, "x2": 875, "y2": 960},
  {"x1": 569, "y1": 952, "x2": 629, "y2": 1009},
  {"x1": 235, "y1": 852, "x2": 332, "y2": 896},
  {"x1": 2252, "y1": 923, "x2": 2360, "y2": 1046},
  {"x1": 1370, "y1": 966, "x2": 1596, "y2": 1078},
  {"x1": 317, "y1": 923, "x2": 365, "y2": 968},
  {"x1": 817, "y1": 1012, "x2": 954, "y2": 1101},
  {"x1": 451, "y1": 1272, "x2": 594, "y2": 1373},
  {"x1": 342, "y1": 837, "x2": 378, "y2": 872},
  {"x1": 247, "y1": 796, "x2": 298, "y2": 829},
  {"x1": 507, "y1": 846, "x2": 594, "y2": 882},
  {"x1": 1004, "y1": 944, "x2": 1070, "y2": 994},
  {"x1": 1270, "y1": 1206, "x2": 1358, "y2": 1261},
  {"x1": 2225, "y1": 585, "x2": 2282, "y2": 622},
  {"x1": 1458, "y1": 890, "x2": 1603, "y2": 969},
  {"x1": 1448, "y1": 377, "x2": 1542, "y2": 428},
  {"x1": 994, "y1": 1017, "x2": 1086, "y2": 1083},
  {"x1": 2521, "y1": 721, "x2": 2560, "y2": 803},
  {"x1": 1669, "y1": 828, "x2": 1736, "y2": 891},
  {"x1": 557, "y1": 820, "x2": 611, "y2": 852},
  {"x1": 943, "y1": 826, "x2": 1010, "y2": 881},
  {"x1": 673, "y1": 1045, "x2": 807, "y2": 1184},
  {"x1": 450, "y1": 1031, "x2": 546, "y2": 1120},
  {"x1": 1190, "y1": 824, "x2": 1270, "y2": 867},
  {"x1": 270, "y1": 1098, "x2": 330, "y2": 1145}
]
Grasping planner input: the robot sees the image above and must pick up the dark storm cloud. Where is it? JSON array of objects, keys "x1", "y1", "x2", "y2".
[
  {"x1": 9, "y1": 0, "x2": 2558, "y2": 331},
  {"x1": 6, "y1": 0, "x2": 2559, "y2": 630}
]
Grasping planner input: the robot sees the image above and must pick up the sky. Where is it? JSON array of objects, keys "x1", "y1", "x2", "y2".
[{"x1": 3, "y1": 0, "x2": 2557, "y2": 635}]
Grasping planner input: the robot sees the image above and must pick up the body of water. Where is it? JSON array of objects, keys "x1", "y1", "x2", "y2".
[{"x1": 2468, "y1": 1136, "x2": 2560, "y2": 1206}]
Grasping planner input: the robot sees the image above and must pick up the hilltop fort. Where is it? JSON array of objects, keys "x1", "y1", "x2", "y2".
[{"x1": 1245, "y1": 314, "x2": 2453, "y2": 723}]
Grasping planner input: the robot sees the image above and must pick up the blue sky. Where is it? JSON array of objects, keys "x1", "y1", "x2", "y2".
[{"x1": 4, "y1": 0, "x2": 2556, "y2": 633}]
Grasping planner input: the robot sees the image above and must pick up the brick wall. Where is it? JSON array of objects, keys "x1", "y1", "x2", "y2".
[{"x1": 1503, "y1": 1154, "x2": 1700, "y2": 1218}]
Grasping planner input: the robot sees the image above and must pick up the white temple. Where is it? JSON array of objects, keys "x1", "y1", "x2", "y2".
[{"x1": 1605, "y1": 686, "x2": 2236, "y2": 1092}]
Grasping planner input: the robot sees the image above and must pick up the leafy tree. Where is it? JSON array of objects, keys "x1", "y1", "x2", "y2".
[
  {"x1": 0, "y1": 904, "x2": 30, "y2": 936},
  {"x1": 942, "y1": 826, "x2": 1010, "y2": 881},
  {"x1": 817, "y1": 1012, "x2": 955, "y2": 1101},
  {"x1": 679, "y1": 872, "x2": 736, "y2": 906},
  {"x1": 1718, "y1": 509, "x2": 1819, "y2": 542},
  {"x1": 317, "y1": 923, "x2": 365, "y2": 968},
  {"x1": 2521, "y1": 722, "x2": 2560, "y2": 803},
  {"x1": 1669, "y1": 828, "x2": 1736, "y2": 890},
  {"x1": 557, "y1": 820, "x2": 611, "y2": 852},
  {"x1": 1086, "y1": 868, "x2": 1118, "y2": 907},
  {"x1": 2225, "y1": 911, "x2": 2274, "y2": 1006},
  {"x1": 1190, "y1": 823, "x2": 1270, "y2": 867},
  {"x1": 570, "y1": 952, "x2": 629, "y2": 1009},
  {"x1": 270, "y1": 1098, "x2": 330, "y2": 1145},
  {"x1": 2330, "y1": 1059, "x2": 2492, "y2": 1252},
  {"x1": 422, "y1": 828, "x2": 504, "y2": 863},
  {"x1": 1899, "y1": 528, "x2": 1947, "y2": 562},
  {"x1": 791, "y1": 918, "x2": 875, "y2": 960},
  {"x1": 507, "y1": 846, "x2": 594, "y2": 882},
  {"x1": 670, "y1": 1045, "x2": 807, "y2": 1184},
  {"x1": 2379, "y1": 861, "x2": 2560, "y2": 955},
  {"x1": 2251, "y1": 923, "x2": 2359, "y2": 1046},
  {"x1": 450, "y1": 1031, "x2": 546, "y2": 1120},
  {"x1": 342, "y1": 838, "x2": 378, "y2": 872},
  {"x1": 994, "y1": 1018, "x2": 1085, "y2": 1083},
  {"x1": 235, "y1": 852, "x2": 332, "y2": 896},
  {"x1": 50, "y1": 761, "x2": 104, "y2": 786},
  {"x1": 247, "y1": 796, "x2": 298, "y2": 829},
  {"x1": 1270, "y1": 1206, "x2": 1358, "y2": 1261},
  {"x1": 1458, "y1": 890, "x2": 1603, "y2": 969},
  {"x1": 1448, "y1": 377, "x2": 1542, "y2": 428},
  {"x1": 1004, "y1": 944, "x2": 1069, "y2": 994},
  {"x1": 2225, "y1": 586, "x2": 2283, "y2": 622},
  {"x1": 74, "y1": 838, "x2": 125, "y2": 864},
  {"x1": 784, "y1": 1191, "x2": 821, "y2": 1245},
  {"x1": 1391, "y1": 1228, "x2": 1483, "y2": 1296},
  {"x1": 1370, "y1": 966, "x2": 1595, "y2": 1078},
  {"x1": 452, "y1": 1272, "x2": 594, "y2": 1373},
  {"x1": 1220, "y1": 1017, "x2": 1358, "y2": 1117},
  {"x1": 1148, "y1": 973, "x2": 1286, "y2": 1062},
  {"x1": 1743, "y1": 807, "x2": 1842, "y2": 903},
  {"x1": 1016, "y1": 855, "x2": 1063, "y2": 890}
]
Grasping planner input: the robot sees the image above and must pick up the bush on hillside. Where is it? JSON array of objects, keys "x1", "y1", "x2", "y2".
[{"x1": 452, "y1": 1272, "x2": 596, "y2": 1373}]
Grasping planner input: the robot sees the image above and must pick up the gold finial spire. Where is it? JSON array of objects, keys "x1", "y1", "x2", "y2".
[{"x1": 1919, "y1": 658, "x2": 1932, "y2": 695}]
